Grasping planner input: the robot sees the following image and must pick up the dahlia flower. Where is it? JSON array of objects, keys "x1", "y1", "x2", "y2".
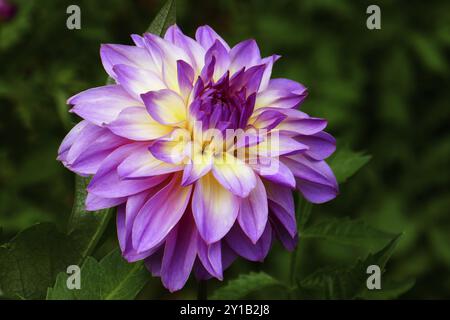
[{"x1": 58, "y1": 25, "x2": 338, "y2": 292}]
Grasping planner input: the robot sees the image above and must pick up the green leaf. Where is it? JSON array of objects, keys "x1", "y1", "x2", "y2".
[
  {"x1": 409, "y1": 33, "x2": 447, "y2": 74},
  {"x1": 146, "y1": 0, "x2": 176, "y2": 35},
  {"x1": 364, "y1": 233, "x2": 402, "y2": 269},
  {"x1": 358, "y1": 277, "x2": 415, "y2": 299},
  {"x1": 328, "y1": 146, "x2": 371, "y2": 183},
  {"x1": 295, "y1": 193, "x2": 313, "y2": 231},
  {"x1": 46, "y1": 248, "x2": 148, "y2": 300},
  {"x1": 211, "y1": 272, "x2": 284, "y2": 300},
  {"x1": 67, "y1": 176, "x2": 113, "y2": 264},
  {"x1": 299, "y1": 234, "x2": 402, "y2": 299},
  {"x1": 429, "y1": 227, "x2": 450, "y2": 267},
  {"x1": 302, "y1": 218, "x2": 396, "y2": 250},
  {"x1": 0, "y1": 223, "x2": 81, "y2": 299}
]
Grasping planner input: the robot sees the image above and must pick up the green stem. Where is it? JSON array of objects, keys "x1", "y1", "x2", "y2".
[
  {"x1": 289, "y1": 244, "x2": 299, "y2": 286},
  {"x1": 197, "y1": 280, "x2": 207, "y2": 300},
  {"x1": 288, "y1": 195, "x2": 312, "y2": 298}
]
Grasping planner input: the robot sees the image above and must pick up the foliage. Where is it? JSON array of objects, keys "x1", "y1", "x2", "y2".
[
  {"x1": 301, "y1": 217, "x2": 395, "y2": 250},
  {"x1": 68, "y1": 176, "x2": 113, "y2": 264},
  {"x1": 0, "y1": 223, "x2": 80, "y2": 299},
  {"x1": 211, "y1": 272, "x2": 283, "y2": 300},
  {"x1": 147, "y1": 0, "x2": 176, "y2": 37},
  {"x1": 328, "y1": 147, "x2": 371, "y2": 184},
  {"x1": 298, "y1": 234, "x2": 401, "y2": 299},
  {"x1": 47, "y1": 249, "x2": 148, "y2": 300}
]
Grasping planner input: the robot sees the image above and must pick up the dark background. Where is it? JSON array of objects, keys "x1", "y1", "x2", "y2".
[{"x1": 0, "y1": 0, "x2": 449, "y2": 299}]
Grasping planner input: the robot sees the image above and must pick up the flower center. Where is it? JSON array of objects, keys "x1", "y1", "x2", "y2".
[{"x1": 188, "y1": 72, "x2": 256, "y2": 132}]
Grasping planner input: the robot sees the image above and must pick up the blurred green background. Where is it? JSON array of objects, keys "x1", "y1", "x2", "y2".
[{"x1": 1, "y1": 0, "x2": 449, "y2": 299}]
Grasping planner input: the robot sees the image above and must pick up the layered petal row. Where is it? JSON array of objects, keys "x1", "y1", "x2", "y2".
[{"x1": 58, "y1": 24, "x2": 338, "y2": 292}]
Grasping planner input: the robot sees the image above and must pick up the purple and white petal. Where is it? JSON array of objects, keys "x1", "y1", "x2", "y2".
[
  {"x1": 161, "y1": 211, "x2": 198, "y2": 292},
  {"x1": 130, "y1": 34, "x2": 145, "y2": 47},
  {"x1": 250, "y1": 134, "x2": 308, "y2": 159},
  {"x1": 212, "y1": 155, "x2": 257, "y2": 197},
  {"x1": 250, "y1": 157, "x2": 296, "y2": 188},
  {"x1": 165, "y1": 25, "x2": 205, "y2": 72},
  {"x1": 144, "y1": 246, "x2": 164, "y2": 276},
  {"x1": 68, "y1": 85, "x2": 140, "y2": 126},
  {"x1": 237, "y1": 176, "x2": 269, "y2": 243},
  {"x1": 197, "y1": 239, "x2": 223, "y2": 280},
  {"x1": 118, "y1": 189, "x2": 164, "y2": 262},
  {"x1": 251, "y1": 108, "x2": 287, "y2": 131},
  {"x1": 204, "y1": 40, "x2": 230, "y2": 81},
  {"x1": 85, "y1": 193, "x2": 126, "y2": 211},
  {"x1": 57, "y1": 120, "x2": 89, "y2": 163},
  {"x1": 192, "y1": 173, "x2": 240, "y2": 244},
  {"x1": 295, "y1": 132, "x2": 336, "y2": 160},
  {"x1": 141, "y1": 89, "x2": 186, "y2": 125},
  {"x1": 113, "y1": 64, "x2": 166, "y2": 99},
  {"x1": 181, "y1": 149, "x2": 213, "y2": 186},
  {"x1": 259, "y1": 55, "x2": 281, "y2": 91},
  {"x1": 269, "y1": 214, "x2": 298, "y2": 251},
  {"x1": 88, "y1": 143, "x2": 168, "y2": 198},
  {"x1": 177, "y1": 60, "x2": 195, "y2": 101},
  {"x1": 255, "y1": 78, "x2": 308, "y2": 110},
  {"x1": 100, "y1": 44, "x2": 159, "y2": 79},
  {"x1": 117, "y1": 145, "x2": 182, "y2": 179},
  {"x1": 195, "y1": 25, "x2": 231, "y2": 51},
  {"x1": 283, "y1": 154, "x2": 339, "y2": 204},
  {"x1": 62, "y1": 123, "x2": 128, "y2": 175},
  {"x1": 143, "y1": 33, "x2": 192, "y2": 91},
  {"x1": 229, "y1": 39, "x2": 261, "y2": 73},
  {"x1": 108, "y1": 107, "x2": 173, "y2": 141},
  {"x1": 226, "y1": 222, "x2": 272, "y2": 262},
  {"x1": 132, "y1": 174, "x2": 192, "y2": 253}
]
